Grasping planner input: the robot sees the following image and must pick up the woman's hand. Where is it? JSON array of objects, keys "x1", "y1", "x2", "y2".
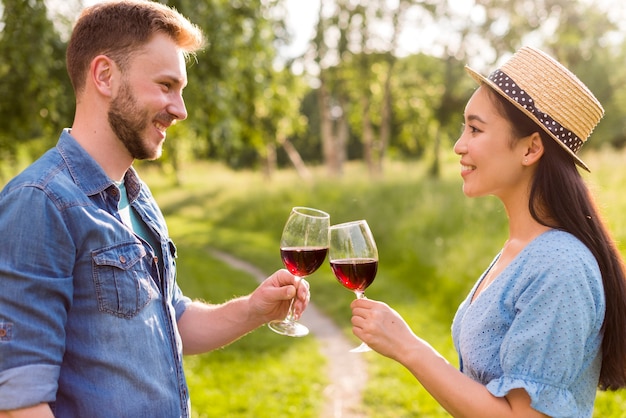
[{"x1": 350, "y1": 298, "x2": 418, "y2": 361}]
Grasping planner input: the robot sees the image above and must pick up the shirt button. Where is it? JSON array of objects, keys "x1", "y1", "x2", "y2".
[
  {"x1": 0, "y1": 329, "x2": 6, "y2": 337},
  {"x1": 119, "y1": 255, "x2": 126, "y2": 263}
]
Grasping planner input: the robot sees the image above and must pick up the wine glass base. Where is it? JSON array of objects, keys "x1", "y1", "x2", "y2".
[
  {"x1": 349, "y1": 342, "x2": 372, "y2": 353},
  {"x1": 268, "y1": 320, "x2": 310, "y2": 337}
]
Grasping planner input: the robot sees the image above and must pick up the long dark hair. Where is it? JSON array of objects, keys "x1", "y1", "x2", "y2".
[{"x1": 485, "y1": 86, "x2": 626, "y2": 390}]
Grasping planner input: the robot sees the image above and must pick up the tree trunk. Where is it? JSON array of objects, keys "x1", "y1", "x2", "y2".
[
  {"x1": 361, "y1": 93, "x2": 375, "y2": 175},
  {"x1": 279, "y1": 137, "x2": 312, "y2": 182},
  {"x1": 375, "y1": 58, "x2": 395, "y2": 176},
  {"x1": 429, "y1": 127, "x2": 441, "y2": 178},
  {"x1": 318, "y1": 74, "x2": 342, "y2": 176},
  {"x1": 261, "y1": 142, "x2": 277, "y2": 180}
]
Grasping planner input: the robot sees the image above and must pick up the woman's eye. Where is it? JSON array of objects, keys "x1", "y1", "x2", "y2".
[
  {"x1": 460, "y1": 123, "x2": 480, "y2": 134},
  {"x1": 466, "y1": 124, "x2": 480, "y2": 134}
]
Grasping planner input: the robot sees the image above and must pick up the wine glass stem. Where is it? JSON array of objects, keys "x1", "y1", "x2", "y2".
[
  {"x1": 355, "y1": 290, "x2": 365, "y2": 300},
  {"x1": 285, "y1": 276, "x2": 302, "y2": 322}
]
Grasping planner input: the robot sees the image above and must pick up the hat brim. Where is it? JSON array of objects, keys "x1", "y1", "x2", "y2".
[{"x1": 465, "y1": 65, "x2": 590, "y2": 172}]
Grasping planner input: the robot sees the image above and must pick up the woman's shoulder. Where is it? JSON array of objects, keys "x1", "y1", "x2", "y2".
[
  {"x1": 527, "y1": 229, "x2": 595, "y2": 263},
  {"x1": 516, "y1": 229, "x2": 603, "y2": 296}
]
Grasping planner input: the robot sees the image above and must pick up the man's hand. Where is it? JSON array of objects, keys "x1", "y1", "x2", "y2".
[
  {"x1": 178, "y1": 269, "x2": 310, "y2": 354},
  {"x1": 248, "y1": 269, "x2": 310, "y2": 323}
]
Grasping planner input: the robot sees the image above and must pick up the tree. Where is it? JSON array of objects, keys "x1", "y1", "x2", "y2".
[
  {"x1": 391, "y1": 52, "x2": 471, "y2": 165},
  {"x1": 161, "y1": 0, "x2": 307, "y2": 178},
  {"x1": 541, "y1": 0, "x2": 623, "y2": 148},
  {"x1": 0, "y1": 0, "x2": 72, "y2": 164},
  {"x1": 307, "y1": 0, "x2": 429, "y2": 177}
]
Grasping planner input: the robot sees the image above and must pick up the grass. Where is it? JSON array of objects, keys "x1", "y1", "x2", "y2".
[
  {"x1": 138, "y1": 148, "x2": 626, "y2": 416},
  {"x1": 139, "y1": 147, "x2": 626, "y2": 416},
  {"x1": 141, "y1": 154, "x2": 495, "y2": 417},
  {"x1": 5, "y1": 144, "x2": 624, "y2": 416},
  {"x1": 151, "y1": 182, "x2": 327, "y2": 418},
  {"x1": 147, "y1": 146, "x2": 626, "y2": 417},
  {"x1": 174, "y1": 246, "x2": 326, "y2": 418}
]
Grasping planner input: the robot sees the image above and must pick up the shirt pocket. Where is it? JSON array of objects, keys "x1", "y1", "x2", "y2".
[{"x1": 92, "y1": 242, "x2": 155, "y2": 318}]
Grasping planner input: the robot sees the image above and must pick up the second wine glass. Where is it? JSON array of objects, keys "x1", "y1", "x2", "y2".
[
  {"x1": 268, "y1": 206, "x2": 330, "y2": 337},
  {"x1": 329, "y1": 220, "x2": 378, "y2": 352}
]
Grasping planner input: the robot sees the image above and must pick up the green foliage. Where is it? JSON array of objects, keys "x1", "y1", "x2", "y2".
[
  {"x1": 391, "y1": 54, "x2": 473, "y2": 159},
  {"x1": 163, "y1": 0, "x2": 307, "y2": 170},
  {"x1": 2, "y1": 0, "x2": 626, "y2": 172},
  {"x1": 139, "y1": 148, "x2": 626, "y2": 416},
  {"x1": 0, "y1": 0, "x2": 73, "y2": 156}
]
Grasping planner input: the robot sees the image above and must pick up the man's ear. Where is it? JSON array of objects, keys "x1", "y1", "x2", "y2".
[
  {"x1": 90, "y1": 55, "x2": 116, "y2": 98},
  {"x1": 522, "y1": 132, "x2": 544, "y2": 166}
]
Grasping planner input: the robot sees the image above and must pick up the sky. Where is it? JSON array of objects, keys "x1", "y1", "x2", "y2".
[{"x1": 281, "y1": 0, "x2": 319, "y2": 58}]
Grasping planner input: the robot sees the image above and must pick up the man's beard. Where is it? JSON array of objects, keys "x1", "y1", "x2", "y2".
[{"x1": 108, "y1": 81, "x2": 155, "y2": 160}]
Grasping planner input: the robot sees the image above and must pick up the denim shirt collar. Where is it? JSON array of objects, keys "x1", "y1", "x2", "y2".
[{"x1": 58, "y1": 129, "x2": 141, "y2": 202}]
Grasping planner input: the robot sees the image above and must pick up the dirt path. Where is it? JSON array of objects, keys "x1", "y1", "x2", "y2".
[{"x1": 208, "y1": 249, "x2": 367, "y2": 418}]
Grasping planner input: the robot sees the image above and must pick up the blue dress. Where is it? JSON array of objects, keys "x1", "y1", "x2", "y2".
[{"x1": 451, "y1": 229, "x2": 605, "y2": 417}]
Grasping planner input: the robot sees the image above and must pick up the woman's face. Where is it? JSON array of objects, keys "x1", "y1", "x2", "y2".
[{"x1": 453, "y1": 86, "x2": 531, "y2": 201}]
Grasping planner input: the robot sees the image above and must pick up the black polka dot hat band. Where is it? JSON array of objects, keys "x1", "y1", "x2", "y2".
[{"x1": 465, "y1": 46, "x2": 604, "y2": 172}]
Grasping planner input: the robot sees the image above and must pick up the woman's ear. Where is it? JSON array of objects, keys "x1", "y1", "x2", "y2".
[
  {"x1": 90, "y1": 55, "x2": 116, "y2": 98},
  {"x1": 522, "y1": 132, "x2": 544, "y2": 166}
]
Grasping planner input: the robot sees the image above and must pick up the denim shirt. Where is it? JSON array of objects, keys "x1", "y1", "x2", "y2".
[{"x1": 0, "y1": 130, "x2": 192, "y2": 417}]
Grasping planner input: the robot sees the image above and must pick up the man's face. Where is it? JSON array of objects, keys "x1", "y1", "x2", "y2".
[
  {"x1": 107, "y1": 33, "x2": 188, "y2": 160},
  {"x1": 108, "y1": 80, "x2": 153, "y2": 160}
]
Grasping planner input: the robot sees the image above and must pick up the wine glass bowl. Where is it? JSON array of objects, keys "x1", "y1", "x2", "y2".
[
  {"x1": 280, "y1": 247, "x2": 328, "y2": 278},
  {"x1": 329, "y1": 220, "x2": 378, "y2": 352},
  {"x1": 268, "y1": 207, "x2": 330, "y2": 337}
]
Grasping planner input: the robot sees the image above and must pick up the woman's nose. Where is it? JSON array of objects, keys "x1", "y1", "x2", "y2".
[{"x1": 453, "y1": 135, "x2": 466, "y2": 155}]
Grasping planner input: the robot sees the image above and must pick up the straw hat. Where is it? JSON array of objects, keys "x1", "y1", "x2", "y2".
[{"x1": 465, "y1": 46, "x2": 604, "y2": 171}]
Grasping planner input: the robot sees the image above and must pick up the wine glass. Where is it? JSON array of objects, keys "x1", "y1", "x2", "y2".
[
  {"x1": 329, "y1": 220, "x2": 378, "y2": 352},
  {"x1": 268, "y1": 206, "x2": 330, "y2": 337}
]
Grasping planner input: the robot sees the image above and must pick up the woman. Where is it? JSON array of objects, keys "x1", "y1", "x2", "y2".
[{"x1": 351, "y1": 46, "x2": 626, "y2": 417}]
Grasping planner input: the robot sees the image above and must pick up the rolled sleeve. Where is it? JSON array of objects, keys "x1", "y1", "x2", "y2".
[
  {"x1": 0, "y1": 186, "x2": 74, "y2": 409},
  {"x1": 172, "y1": 283, "x2": 192, "y2": 321},
  {"x1": 0, "y1": 364, "x2": 59, "y2": 409}
]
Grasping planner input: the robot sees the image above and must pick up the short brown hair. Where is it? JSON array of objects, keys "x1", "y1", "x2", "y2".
[{"x1": 66, "y1": 0, "x2": 205, "y2": 94}]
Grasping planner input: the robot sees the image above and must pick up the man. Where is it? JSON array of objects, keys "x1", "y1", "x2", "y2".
[{"x1": 0, "y1": 2, "x2": 308, "y2": 417}]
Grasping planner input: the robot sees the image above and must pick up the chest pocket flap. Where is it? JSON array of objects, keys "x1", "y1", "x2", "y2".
[{"x1": 92, "y1": 242, "x2": 156, "y2": 318}]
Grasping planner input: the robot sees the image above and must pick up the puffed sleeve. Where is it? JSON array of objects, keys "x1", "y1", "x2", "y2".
[{"x1": 486, "y1": 245, "x2": 604, "y2": 417}]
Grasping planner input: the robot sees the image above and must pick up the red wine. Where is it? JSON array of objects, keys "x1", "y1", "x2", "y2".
[
  {"x1": 281, "y1": 247, "x2": 328, "y2": 277},
  {"x1": 330, "y1": 258, "x2": 378, "y2": 292}
]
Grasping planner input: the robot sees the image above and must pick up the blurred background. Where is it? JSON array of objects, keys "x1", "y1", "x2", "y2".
[
  {"x1": 2, "y1": 1, "x2": 626, "y2": 416},
  {"x1": 2, "y1": 0, "x2": 625, "y2": 182}
]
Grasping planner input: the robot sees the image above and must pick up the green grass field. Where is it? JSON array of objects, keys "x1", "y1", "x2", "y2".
[
  {"x1": 3, "y1": 145, "x2": 625, "y2": 416},
  {"x1": 136, "y1": 147, "x2": 626, "y2": 417}
]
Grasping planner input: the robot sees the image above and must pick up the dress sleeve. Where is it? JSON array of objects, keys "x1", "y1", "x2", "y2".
[
  {"x1": 0, "y1": 185, "x2": 74, "y2": 409},
  {"x1": 485, "y1": 247, "x2": 604, "y2": 417}
]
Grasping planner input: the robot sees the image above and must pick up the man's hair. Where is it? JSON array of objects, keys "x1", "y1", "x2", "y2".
[{"x1": 66, "y1": 0, "x2": 205, "y2": 94}]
